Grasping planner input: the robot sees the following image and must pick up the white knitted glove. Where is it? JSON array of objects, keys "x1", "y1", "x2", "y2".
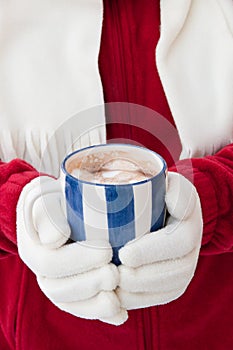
[
  {"x1": 117, "y1": 172, "x2": 203, "y2": 310},
  {"x1": 16, "y1": 176, "x2": 127, "y2": 325}
]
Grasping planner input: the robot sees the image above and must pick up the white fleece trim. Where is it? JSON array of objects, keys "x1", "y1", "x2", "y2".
[{"x1": 157, "y1": 0, "x2": 233, "y2": 157}]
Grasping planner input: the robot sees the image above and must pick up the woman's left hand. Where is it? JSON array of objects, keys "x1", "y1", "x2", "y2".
[{"x1": 117, "y1": 172, "x2": 203, "y2": 310}]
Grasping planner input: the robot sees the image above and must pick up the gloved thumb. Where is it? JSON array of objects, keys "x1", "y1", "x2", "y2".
[{"x1": 33, "y1": 192, "x2": 70, "y2": 248}]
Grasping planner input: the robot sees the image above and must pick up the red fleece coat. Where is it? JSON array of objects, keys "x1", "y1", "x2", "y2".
[{"x1": 0, "y1": 1, "x2": 233, "y2": 349}]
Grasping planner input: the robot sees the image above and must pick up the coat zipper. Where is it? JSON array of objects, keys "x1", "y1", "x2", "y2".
[
  {"x1": 109, "y1": 1, "x2": 155, "y2": 349},
  {"x1": 109, "y1": 0, "x2": 133, "y2": 143}
]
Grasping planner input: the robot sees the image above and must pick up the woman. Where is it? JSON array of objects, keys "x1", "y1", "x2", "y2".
[{"x1": 0, "y1": 1, "x2": 233, "y2": 349}]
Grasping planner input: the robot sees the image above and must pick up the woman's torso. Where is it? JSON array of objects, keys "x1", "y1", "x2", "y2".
[{"x1": 1, "y1": 1, "x2": 233, "y2": 349}]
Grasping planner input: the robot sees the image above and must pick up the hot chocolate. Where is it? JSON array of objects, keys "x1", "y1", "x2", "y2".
[
  {"x1": 62, "y1": 144, "x2": 167, "y2": 265},
  {"x1": 67, "y1": 150, "x2": 158, "y2": 184}
]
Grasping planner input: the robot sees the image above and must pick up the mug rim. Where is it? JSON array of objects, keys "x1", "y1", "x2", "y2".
[{"x1": 61, "y1": 143, "x2": 167, "y2": 187}]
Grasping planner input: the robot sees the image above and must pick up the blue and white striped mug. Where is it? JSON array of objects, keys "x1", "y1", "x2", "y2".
[{"x1": 61, "y1": 144, "x2": 167, "y2": 265}]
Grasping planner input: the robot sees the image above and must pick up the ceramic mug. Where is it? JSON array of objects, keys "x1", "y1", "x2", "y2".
[{"x1": 61, "y1": 143, "x2": 167, "y2": 265}]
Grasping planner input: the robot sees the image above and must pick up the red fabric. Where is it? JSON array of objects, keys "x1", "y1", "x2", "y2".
[
  {"x1": 99, "y1": 0, "x2": 182, "y2": 167},
  {"x1": 0, "y1": 160, "x2": 39, "y2": 257},
  {"x1": 170, "y1": 145, "x2": 233, "y2": 255},
  {"x1": 0, "y1": 0, "x2": 233, "y2": 349}
]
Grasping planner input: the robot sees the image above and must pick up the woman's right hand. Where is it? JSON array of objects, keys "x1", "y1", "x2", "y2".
[{"x1": 16, "y1": 176, "x2": 128, "y2": 325}]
